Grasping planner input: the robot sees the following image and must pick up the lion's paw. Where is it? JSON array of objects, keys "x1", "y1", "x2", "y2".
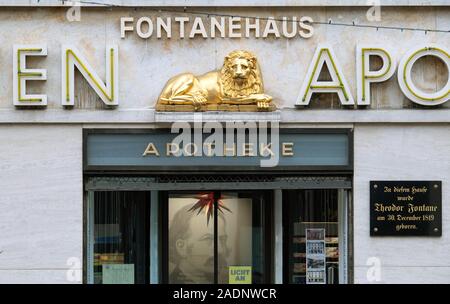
[{"x1": 257, "y1": 101, "x2": 271, "y2": 111}]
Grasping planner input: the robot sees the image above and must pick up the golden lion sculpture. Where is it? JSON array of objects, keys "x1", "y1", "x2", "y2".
[{"x1": 156, "y1": 50, "x2": 275, "y2": 112}]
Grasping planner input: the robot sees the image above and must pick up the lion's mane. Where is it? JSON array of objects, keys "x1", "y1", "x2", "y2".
[{"x1": 219, "y1": 50, "x2": 263, "y2": 99}]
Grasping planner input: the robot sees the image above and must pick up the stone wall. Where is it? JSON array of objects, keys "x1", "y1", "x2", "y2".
[
  {"x1": 354, "y1": 124, "x2": 450, "y2": 283},
  {"x1": 0, "y1": 125, "x2": 83, "y2": 283},
  {"x1": 0, "y1": 6, "x2": 447, "y2": 115}
]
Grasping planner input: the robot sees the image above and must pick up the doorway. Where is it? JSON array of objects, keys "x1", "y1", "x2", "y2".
[{"x1": 161, "y1": 190, "x2": 273, "y2": 284}]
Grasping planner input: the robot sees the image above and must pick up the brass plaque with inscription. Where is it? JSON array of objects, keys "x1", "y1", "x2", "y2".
[{"x1": 370, "y1": 181, "x2": 442, "y2": 236}]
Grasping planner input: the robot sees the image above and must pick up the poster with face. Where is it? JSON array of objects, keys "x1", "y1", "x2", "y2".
[{"x1": 168, "y1": 193, "x2": 252, "y2": 284}]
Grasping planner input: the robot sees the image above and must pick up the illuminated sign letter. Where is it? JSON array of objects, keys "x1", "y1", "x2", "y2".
[
  {"x1": 296, "y1": 44, "x2": 354, "y2": 106},
  {"x1": 356, "y1": 45, "x2": 395, "y2": 105},
  {"x1": 62, "y1": 45, "x2": 119, "y2": 106},
  {"x1": 398, "y1": 44, "x2": 450, "y2": 106},
  {"x1": 13, "y1": 44, "x2": 47, "y2": 106}
]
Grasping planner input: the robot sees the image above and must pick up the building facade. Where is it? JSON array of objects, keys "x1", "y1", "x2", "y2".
[{"x1": 0, "y1": 0, "x2": 449, "y2": 284}]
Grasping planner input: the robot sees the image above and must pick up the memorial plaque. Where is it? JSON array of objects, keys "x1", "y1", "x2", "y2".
[{"x1": 370, "y1": 181, "x2": 441, "y2": 236}]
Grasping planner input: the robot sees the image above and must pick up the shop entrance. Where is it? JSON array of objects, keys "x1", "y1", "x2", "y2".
[
  {"x1": 84, "y1": 128, "x2": 353, "y2": 284},
  {"x1": 85, "y1": 175, "x2": 351, "y2": 284},
  {"x1": 162, "y1": 190, "x2": 272, "y2": 284}
]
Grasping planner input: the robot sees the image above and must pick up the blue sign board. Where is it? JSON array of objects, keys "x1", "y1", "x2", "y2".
[{"x1": 84, "y1": 129, "x2": 351, "y2": 171}]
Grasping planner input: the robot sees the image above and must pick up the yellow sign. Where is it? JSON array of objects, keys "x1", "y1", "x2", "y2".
[{"x1": 229, "y1": 266, "x2": 252, "y2": 284}]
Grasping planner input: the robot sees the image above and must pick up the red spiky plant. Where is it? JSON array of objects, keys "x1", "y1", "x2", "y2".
[{"x1": 188, "y1": 192, "x2": 232, "y2": 225}]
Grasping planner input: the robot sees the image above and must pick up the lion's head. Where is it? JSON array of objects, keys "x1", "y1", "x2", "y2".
[{"x1": 219, "y1": 50, "x2": 263, "y2": 99}]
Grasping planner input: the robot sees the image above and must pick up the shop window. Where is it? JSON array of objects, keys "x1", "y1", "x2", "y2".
[
  {"x1": 89, "y1": 191, "x2": 150, "y2": 284},
  {"x1": 86, "y1": 186, "x2": 349, "y2": 284},
  {"x1": 283, "y1": 189, "x2": 347, "y2": 284}
]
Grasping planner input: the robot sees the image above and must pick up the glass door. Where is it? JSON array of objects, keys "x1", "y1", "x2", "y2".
[{"x1": 163, "y1": 190, "x2": 272, "y2": 284}]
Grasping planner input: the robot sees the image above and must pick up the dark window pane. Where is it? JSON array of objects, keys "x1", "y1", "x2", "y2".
[
  {"x1": 93, "y1": 191, "x2": 149, "y2": 284},
  {"x1": 284, "y1": 189, "x2": 339, "y2": 284}
]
